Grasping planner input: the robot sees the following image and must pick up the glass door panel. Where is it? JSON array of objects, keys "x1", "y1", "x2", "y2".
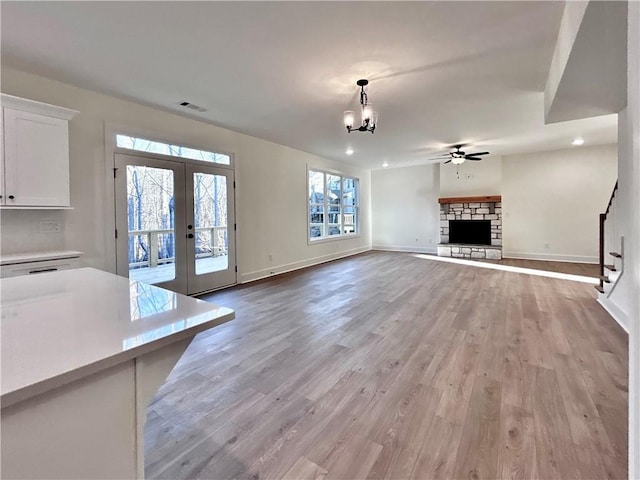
[
  {"x1": 186, "y1": 164, "x2": 236, "y2": 294},
  {"x1": 193, "y1": 171, "x2": 229, "y2": 275},
  {"x1": 115, "y1": 154, "x2": 187, "y2": 294},
  {"x1": 126, "y1": 165, "x2": 176, "y2": 284}
]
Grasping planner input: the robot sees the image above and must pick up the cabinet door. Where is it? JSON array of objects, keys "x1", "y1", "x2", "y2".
[{"x1": 3, "y1": 108, "x2": 70, "y2": 206}]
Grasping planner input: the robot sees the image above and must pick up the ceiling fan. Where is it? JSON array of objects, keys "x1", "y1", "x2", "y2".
[{"x1": 428, "y1": 144, "x2": 490, "y2": 165}]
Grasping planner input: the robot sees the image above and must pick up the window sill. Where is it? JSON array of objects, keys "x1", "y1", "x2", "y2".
[{"x1": 308, "y1": 234, "x2": 361, "y2": 246}]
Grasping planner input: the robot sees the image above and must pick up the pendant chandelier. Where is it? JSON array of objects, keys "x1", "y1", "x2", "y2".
[{"x1": 344, "y1": 79, "x2": 378, "y2": 134}]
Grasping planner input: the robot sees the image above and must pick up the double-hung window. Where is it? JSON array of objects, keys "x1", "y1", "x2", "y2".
[{"x1": 308, "y1": 169, "x2": 359, "y2": 241}]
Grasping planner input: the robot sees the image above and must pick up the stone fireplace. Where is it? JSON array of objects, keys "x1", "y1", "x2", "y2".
[{"x1": 437, "y1": 195, "x2": 502, "y2": 260}]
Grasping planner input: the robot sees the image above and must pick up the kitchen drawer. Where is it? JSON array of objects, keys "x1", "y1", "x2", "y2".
[{"x1": 0, "y1": 258, "x2": 80, "y2": 278}]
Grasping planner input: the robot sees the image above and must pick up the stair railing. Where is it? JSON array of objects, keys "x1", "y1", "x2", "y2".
[{"x1": 598, "y1": 181, "x2": 619, "y2": 291}]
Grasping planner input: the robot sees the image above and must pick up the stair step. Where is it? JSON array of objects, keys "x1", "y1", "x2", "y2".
[
  {"x1": 595, "y1": 285, "x2": 605, "y2": 294},
  {"x1": 604, "y1": 264, "x2": 617, "y2": 272},
  {"x1": 609, "y1": 251, "x2": 622, "y2": 258},
  {"x1": 600, "y1": 275, "x2": 611, "y2": 283}
]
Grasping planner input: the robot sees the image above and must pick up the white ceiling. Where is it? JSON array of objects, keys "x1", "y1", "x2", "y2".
[{"x1": 0, "y1": 1, "x2": 618, "y2": 169}]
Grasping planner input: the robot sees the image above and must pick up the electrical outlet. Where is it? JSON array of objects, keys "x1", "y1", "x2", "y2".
[
  {"x1": 38, "y1": 221, "x2": 61, "y2": 233},
  {"x1": 544, "y1": 243, "x2": 550, "y2": 249},
  {"x1": 268, "y1": 253, "x2": 273, "y2": 262}
]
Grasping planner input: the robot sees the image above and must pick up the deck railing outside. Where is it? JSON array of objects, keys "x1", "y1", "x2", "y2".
[{"x1": 128, "y1": 226, "x2": 227, "y2": 269}]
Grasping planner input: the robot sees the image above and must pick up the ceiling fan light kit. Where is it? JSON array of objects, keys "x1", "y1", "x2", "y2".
[
  {"x1": 428, "y1": 144, "x2": 490, "y2": 165},
  {"x1": 344, "y1": 79, "x2": 378, "y2": 134}
]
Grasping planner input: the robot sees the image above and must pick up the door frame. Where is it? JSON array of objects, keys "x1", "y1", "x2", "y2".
[
  {"x1": 110, "y1": 134, "x2": 237, "y2": 295},
  {"x1": 103, "y1": 122, "x2": 236, "y2": 277}
]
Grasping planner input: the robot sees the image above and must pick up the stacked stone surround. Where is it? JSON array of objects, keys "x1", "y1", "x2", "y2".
[{"x1": 437, "y1": 200, "x2": 502, "y2": 260}]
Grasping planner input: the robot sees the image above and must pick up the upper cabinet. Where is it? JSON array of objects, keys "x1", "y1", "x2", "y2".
[{"x1": 0, "y1": 94, "x2": 78, "y2": 208}]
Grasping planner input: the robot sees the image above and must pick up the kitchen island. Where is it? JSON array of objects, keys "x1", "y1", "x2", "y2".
[{"x1": 1, "y1": 267, "x2": 234, "y2": 479}]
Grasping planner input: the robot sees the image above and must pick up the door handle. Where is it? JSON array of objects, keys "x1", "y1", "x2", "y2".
[{"x1": 187, "y1": 233, "x2": 194, "y2": 239}]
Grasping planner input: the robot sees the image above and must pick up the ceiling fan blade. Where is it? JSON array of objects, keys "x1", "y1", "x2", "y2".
[
  {"x1": 465, "y1": 151, "x2": 489, "y2": 157},
  {"x1": 427, "y1": 156, "x2": 451, "y2": 161},
  {"x1": 444, "y1": 159, "x2": 452, "y2": 164},
  {"x1": 465, "y1": 157, "x2": 483, "y2": 161}
]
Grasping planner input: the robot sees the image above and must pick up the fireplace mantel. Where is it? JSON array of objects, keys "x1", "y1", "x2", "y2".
[{"x1": 438, "y1": 195, "x2": 501, "y2": 204}]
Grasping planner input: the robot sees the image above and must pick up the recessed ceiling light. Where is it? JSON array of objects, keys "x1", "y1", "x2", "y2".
[
  {"x1": 572, "y1": 137, "x2": 584, "y2": 146},
  {"x1": 382, "y1": 161, "x2": 389, "y2": 168},
  {"x1": 346, "y1": 148, "x2": 354, "y2": 156}
]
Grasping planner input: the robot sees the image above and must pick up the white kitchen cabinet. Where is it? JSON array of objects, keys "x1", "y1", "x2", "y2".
[
  {"x1": 0, "y1": 250, "x2": 83, "y2": 278},
  {"x1": 0, "y1": 94, "x2": 78, "y2": 207},
  {"x1": 0, "y1": 257, "x2": 81, "y2": 279}
]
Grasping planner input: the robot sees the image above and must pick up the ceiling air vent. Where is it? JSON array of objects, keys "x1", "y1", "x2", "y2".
[{"x1": 178, "y1": 101, "x2": 207, "y2": 113}]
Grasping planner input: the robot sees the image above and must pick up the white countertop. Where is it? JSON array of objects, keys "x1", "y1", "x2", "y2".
[
  {"x1": 0, "y1": 250, "x2": 84, "y2": 265},
  {"x1": 1, "y1": 267, "x2": 234, "y2": 407}
]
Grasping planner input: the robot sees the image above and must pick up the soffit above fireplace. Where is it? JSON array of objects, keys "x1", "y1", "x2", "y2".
[{"x1": 438, "y1": 195, "x2": 502, "y2": 204}]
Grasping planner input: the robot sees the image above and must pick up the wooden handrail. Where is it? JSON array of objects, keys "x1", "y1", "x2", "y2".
[
  {"x1": 599, "y1": 213, "x2": 605, "y2": 288},
  {"x1": 599, "y1": 181, "x2": 618, "y2": 289},
  {"x1": 605, "y1": 181, "x2": 618, "y2": 215}
]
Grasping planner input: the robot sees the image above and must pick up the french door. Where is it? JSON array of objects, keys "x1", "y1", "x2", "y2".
[{"x1": 115, "y1": 153, "x2": 236, "y2": 295}]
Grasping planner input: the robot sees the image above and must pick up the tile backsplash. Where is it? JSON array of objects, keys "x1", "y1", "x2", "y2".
[{"x1": 0, "y1": 210, "x2": 66, "y2": 255}]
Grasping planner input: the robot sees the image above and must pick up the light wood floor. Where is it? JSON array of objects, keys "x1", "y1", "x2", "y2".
[
  {"x1": 483, "y1": 257, "x2": 600, "y2": 277},
  {"x1": 145, "y1": 251, "x2": 628, "y2": 479}
]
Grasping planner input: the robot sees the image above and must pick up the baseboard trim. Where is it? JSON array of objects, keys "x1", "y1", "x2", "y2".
[
  {"x1": 597, "y1": 295, "x2": 629, "y2": 333},
  {"x1": 372, "y1": 245, "x2": 438, "y2": 254},
  {"x1": 503, "y1": 251, "x2": 598, "y2": 264},
  {"x1": 238, "y1": 246, "x2": 372, "y2": 283}
]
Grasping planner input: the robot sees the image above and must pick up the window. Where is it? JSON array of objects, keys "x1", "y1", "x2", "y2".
[
  {"x1": 308, "y1": 169, "x2": 359, "y2": 241},
  {"x1": 116, "y1": 134, "x2": 231, "y2": 165}
]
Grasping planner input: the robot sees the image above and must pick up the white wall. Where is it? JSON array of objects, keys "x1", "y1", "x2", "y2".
[
  {"x1": 501, "y1": 144, "x2": 617, "y2": 263},
  {"x1": 0, "y1": 67, "x2": 371, "y2": 283},
  {"x1": 371, "y1": 164, "x2": 440, "y2": 253},
  {"x1": 439, "y1": 155, "x2": 502, "y2": 197},
  {"x1": 618, "y1": 1, "x2": 640, "y2": 476},
  {"x1": 544, "y1": 1, "x2": 589, "y2": 119},
  {"x1": 608, "y1": 113, "x2": 633, "y2": 327},
  {"x1": 371, "y1": 147, "x2": 616, "y2": 262}
]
